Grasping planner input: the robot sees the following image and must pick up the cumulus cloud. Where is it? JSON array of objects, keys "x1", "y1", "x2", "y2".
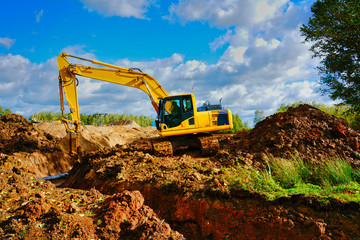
[
  {"x1": 0, "y1": 54, "x2": 60, "y2": 116},
  {"x1": 78, "y1": 0, "x2": 154, "y2": 19},
  {"x1": 0, "y1": 37, "x2": 15, "y2": 49},
  {"x1": 168, "y1": 0, "x2": 288, "y2": 27}
]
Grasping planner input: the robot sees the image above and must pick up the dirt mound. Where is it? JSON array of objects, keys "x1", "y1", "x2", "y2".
[
  {"x1": 0, "y1": 114, "x2": 52, "y2": 154},
  {"x1": 36, "y1": 122, "x2": 159, "y2": 154},
  {"x1": 0, "y1": 168, "x2": 184, "y2": 239},
  {"x1": 36, "y1": 121, "x2": 67, "y2": 138},
  {"x1": 231, "y1": 104, "x2": 360, "y2": 164},
  {"x1": 0, "y1": 114, "x2": 75, "y2": 177},
  {"x1": 111, "y1": 119, "x2": 141, "y2": 128}
]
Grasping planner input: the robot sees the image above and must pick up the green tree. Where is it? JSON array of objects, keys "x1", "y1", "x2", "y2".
[
  {"x1": 4, "y1": 108, "x2": 12, "y2": 115},
  {"x1": 300, "y1": 0, "x2": 360, "y2": 110},
  {"x1": 254, "y1": 109, "x2": 265, "y2": 126}
]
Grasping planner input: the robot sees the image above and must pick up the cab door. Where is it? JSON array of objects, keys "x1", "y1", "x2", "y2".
[{"x1": 158, "y1": 95, "x2": 195, "y2": 130}]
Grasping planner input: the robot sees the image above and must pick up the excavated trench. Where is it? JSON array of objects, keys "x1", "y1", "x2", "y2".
[{"x1": 60, "y1": 149, "x2": 360, "y2": 240}]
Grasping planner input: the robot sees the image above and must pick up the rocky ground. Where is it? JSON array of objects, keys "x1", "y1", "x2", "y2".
[{"x1": 1, "y1": 105, "x2": 360, "y2": 239}]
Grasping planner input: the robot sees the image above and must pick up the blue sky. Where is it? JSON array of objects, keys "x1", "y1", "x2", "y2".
[{"x1": 0, "y1": 0, "x2": 332, "y2": 125}]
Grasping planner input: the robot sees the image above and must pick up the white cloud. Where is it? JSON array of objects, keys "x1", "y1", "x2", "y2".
[
  {"x1": 78, "y1": 0, "x2": 154, "y2": 19},
  {"x1": 0, "y1": 37, "x2": 15, "y2": 49},
  {"x1": 35, "y1": 9, "x2": 44, "y2": 23},
  {"x1": 255, "y1": 38, "x2": 280, "y2": 48},
  {"x1": 220, "y1": 46, "x2": 248, "y2": 65},
  {"x1": 0, "y1": 54, "x2": 60, "y2": 116},
  {"x1": 209, "y1": 29, "x2": 234, "y2": 51},
  {"x1": 168, "y1": 0, "x2": 288, "y2": 27},
  {"x1": 256, "y1": 1, "x2": 277, "y2": 22}
]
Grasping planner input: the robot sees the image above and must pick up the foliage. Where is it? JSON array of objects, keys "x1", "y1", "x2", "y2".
[
  {"x1": 300, "y1": 0, "x2": 360, "y2": 111},
  {"x1": 277, "y1": 101, "x2": 321, "y2": 113},
  {"x1": 29, "y1": 111, "x2": 152, "y2": 127},
  {"x1": 221, "y1": 156, "x2": 360, "y2": 203},
  {"x1": 0, "y1": 106, "x2": 12, "y2": 115},
  {"x1": 220, "y1": 114, "x2": 250, "y2": 134},
  {"x1": 253, "y1": 109, "x2": 265, "y2": 126},
  {"x1": 277, "y1": 101, "x2": 360, "y2": 130},
  {"x1": 232, "y1": 114, "x2": 249, "y2": 132}
]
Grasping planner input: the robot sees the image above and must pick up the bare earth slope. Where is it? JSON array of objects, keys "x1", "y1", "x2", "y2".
[
  {"x1": 226, "y1": 104, "x2": 360, "y2": 166},
  {"x1": 0, "y1": 114, "x2": 75, "y2": 177}
]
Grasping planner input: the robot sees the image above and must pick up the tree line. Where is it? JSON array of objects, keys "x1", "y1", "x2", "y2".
[
  {"x1": 27, "y1": 111, "x2": 152, "y2": 127},
  {"x1": 0, "y1": 106, "x2": 12, "y2": 115}
]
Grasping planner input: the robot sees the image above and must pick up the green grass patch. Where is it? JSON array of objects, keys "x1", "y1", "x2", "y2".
[{"x1": 220, "y1": 156, "x2": 360, "y2": 203}]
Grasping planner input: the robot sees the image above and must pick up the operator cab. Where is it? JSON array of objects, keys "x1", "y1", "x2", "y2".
[{"x1": 157, "y1": 94, "x2": 194, "y2": 130}]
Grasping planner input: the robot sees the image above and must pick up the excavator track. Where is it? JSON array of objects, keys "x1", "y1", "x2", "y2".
[
  {"x1": 152, "y1": 139, "x2": 173, "y2": 156},
  {"x1": 198, "y1": 135, "x2": 220, "y2": 156},
  {"x1": 128, "y1": 134, "x2": 220, "y2": 156}
]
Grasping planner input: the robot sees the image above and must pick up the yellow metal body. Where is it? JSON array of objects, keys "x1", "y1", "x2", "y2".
[
  {"x1": 57, "y1": 52, "x2": 233, "y2": 137},
  {"x1": 158, "y1": 94, "x2": 233, "y2": 136}
]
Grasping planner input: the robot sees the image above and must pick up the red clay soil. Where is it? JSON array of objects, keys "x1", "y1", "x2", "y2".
[
  {"x1": 0, "y1": 168, "x2": 184, "y2": 239},
  {"x1": 227, "y1": 104, "x2": 360, "y2": 166},
  {"x1": 62, "y1": 146, "x2": 360, "y2": 240},
  {"x1": 0, "y1": 114, "x2": 184, "y2": 239}
]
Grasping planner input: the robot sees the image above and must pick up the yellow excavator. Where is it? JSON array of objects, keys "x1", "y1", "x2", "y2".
[{"x1": 57, "y1": 53, "x2": 233, "y2": 156}]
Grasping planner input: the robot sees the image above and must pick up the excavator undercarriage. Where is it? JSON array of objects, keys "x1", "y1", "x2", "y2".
[{"x1": 128, "y1": 134, "x2": 220, "y2": 156}]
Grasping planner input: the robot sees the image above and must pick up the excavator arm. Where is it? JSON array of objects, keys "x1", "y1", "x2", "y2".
[{"x1": 57, "y1": 52, "x2": 170, "y2": 133}]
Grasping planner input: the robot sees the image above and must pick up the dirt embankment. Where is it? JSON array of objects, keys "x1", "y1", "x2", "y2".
[
  {"x1": 0, "y1": 115, "x2": 75, "y2": 177},
  {"x1": 0, "y1": 115, "x2": 184, "y2": 239},
  {"x1": 37, "y1": 120, "x2": 158, "y2": 154},
  {"x1": 223, "y1": 104, "x2": 360, "y2": 166},
  {"x1": 62, "y1": 147, "x2": 360, "y2": 239}
]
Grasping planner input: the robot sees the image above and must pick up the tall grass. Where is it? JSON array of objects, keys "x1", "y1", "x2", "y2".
[{"x1": 221, "y1": 156, "x2": 360, "y2": 202}]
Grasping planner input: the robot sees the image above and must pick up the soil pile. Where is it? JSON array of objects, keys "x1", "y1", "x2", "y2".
[
  {"x1": 0, "y1": 167, "x2": 184, "y2": 239},
  {"x1": 0, "y1": 114, "x2": 54, "y2": 154},
  {"x1": 36, "y1": 121, "x2": 67, "y2": 138},
  {"x1": 111, "y1": 120, "x2": 141, "y2": 128},
  {"x1": 232, "y1": 104, "x2": 360, "y2": 164},
  {"x1": 0, "y1": 115, "x2": 75, "y2": 177},
  {"x1": 37, "y1": 122, "x2": 158, "y2": 154}
]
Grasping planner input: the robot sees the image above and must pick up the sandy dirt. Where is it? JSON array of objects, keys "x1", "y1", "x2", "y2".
[{"x1": 37, "y1": 121, "x2": 158, "y2": 153}]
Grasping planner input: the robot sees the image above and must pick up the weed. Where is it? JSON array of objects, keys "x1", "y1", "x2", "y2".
[{"x1": 220, "y1": 155, "x2": 360, "y2": 203}]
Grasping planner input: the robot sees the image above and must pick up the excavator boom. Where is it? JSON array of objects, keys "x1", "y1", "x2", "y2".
[{"x1": 58, "y1": 53, "x2": 170, "y2": 126}]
